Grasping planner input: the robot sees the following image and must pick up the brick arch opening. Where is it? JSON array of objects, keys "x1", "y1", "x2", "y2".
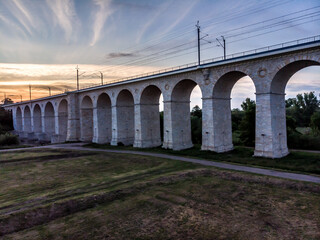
[
  {"x1": 24, "y1": 105, "x2": 32, "y2": 132},
  {"x1": 33, "y1": 104, "x2": 42, "y2": 133},
  {"x1": 58, "y1": 99, "x2": 68, "y2": 142},
  {"x1": 44, "y1": 102, "x2": 55, "y2": 141},
  {"x1": 16, "y1": 107, "x2": 22, "y2": 131},
  {"x1": 138, "y1": 85, "x2": 162, "y2": 148},
  {"x1": 80, "y1": 96, "x2": 93, "y2": 142},
  {"x1": 96, "y1": 93, "x2": 112, "y2": 144},
  {"x1": 209, "y1": 71, "x2": 256, "y2": 152},
  {"x1": 167, "y1": 79, "x2": 200, "y2": 150},
  {"x1": 115, "y1": 89, "x2": 134, "y2": 145}
]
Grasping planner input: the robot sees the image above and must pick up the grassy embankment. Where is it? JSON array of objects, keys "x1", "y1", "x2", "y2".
[
  {"x1": 1, "y1": 148, "x2": 320, "y2": 239},
  {"x1": 86, "y1": 144, "x2": 320, "y2": 175}
]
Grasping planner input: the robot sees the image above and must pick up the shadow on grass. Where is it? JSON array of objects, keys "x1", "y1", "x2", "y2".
[{"x1": 84, "y1": 143, "x2": 320, "y2": 175}]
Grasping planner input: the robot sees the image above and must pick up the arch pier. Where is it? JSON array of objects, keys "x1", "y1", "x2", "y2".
[
  {"x1": 4, "y1": 40, "x2": 320, "y2": 158},
  {"x1": 134, "y1": 85, "x2": 162, "y2": 148}
]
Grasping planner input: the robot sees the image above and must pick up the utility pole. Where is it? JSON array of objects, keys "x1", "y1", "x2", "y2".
[
  {"x1": 20, "y1": 95, "x2": 22, "y2": 102},
  {"x1": 196, "y1": 21, "x2": 201, "y2": 65},
  {"x1": 48, "y1": 87, "x2": 51, "y2": 96},
  {"x1": 216, "y1": 36, "x2": 226, "y2": 60},
  {"x1": 99, "y1": 71, "x2": 103, "y2": 85},
  {"x1": 222, "y1": 36, "x2": 226, "y2": 59},
  {"x1": 76, "y1": 65, "x2": 79, "y2": 91}
]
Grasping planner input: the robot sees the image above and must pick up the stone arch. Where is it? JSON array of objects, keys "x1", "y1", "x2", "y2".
[
  {"x1": 171, "y1": 79, "x2": 199, "y2": 101},
  {"x1": 44, "y1": 102, "x2": 55, "y2": 139},
  {"x1": 261, "y1": 59, "x2": 320, "y2": 157},
  {"x1": 16, "y1": 107, "x2": 22, "y2": 131},
  {"x1": 80, "y1": 96, "x2": 94, "y2": 142},
  {"x1": 116, "y1": 89, "x2": 134, "y2": 145},
  {"x1": 33, "y1": 104, "x2": 42, "y2": 133},
  {"x1": 208, "y1": 71, "x2": 256, "y2": 152},
  {"x1": 138, "y1": 85, "x2": 162, "y2": 147},
  {"x1": 58, "y1": 99, "x2": 68, "y2": 142},
  {"x1": 166, "y1": 79, "x2": 200, "y2": 150},
  {"x1": 96, "y1": 93, "x2": 112, "y2": 143},
  {"x1": 271, "y1": 60, "x2": 320, "y2": 94},
  {"x1": 212, "y1": 71, "x2": 250, "y2": 98},
  {"x1": 24, "y1": 105, "x2": 32, "y2": 132}
]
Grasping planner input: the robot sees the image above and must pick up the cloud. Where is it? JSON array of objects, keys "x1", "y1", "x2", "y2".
[
  {"x1": 90, "y1": 0, "x2": 113, "y2": 46},
  {"x1": 2, "y1": 0, "x2": 36, "y2": 35},
  {"x1": 160, "y1": 1, "x2": 198, "y2": 36},
  {"x1": 12, "y1": 0, "x2": 34, "y2": 25},
  {"x1": 0, "y1": 13, "x2": 27, "y2": 38},
  {"x1": 46, "y1": 0, "x2": 78, "y2": 42},
  {"x1": 135, "y1": 1, "x2": 172, "y2": 43},
  {"x1": 107, "y1": 52, "x2": 137, "y2": 58}
]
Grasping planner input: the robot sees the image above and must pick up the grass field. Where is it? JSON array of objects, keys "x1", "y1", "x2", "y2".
[
  {"x1": 86, "y1": 143, "x2": 320, "y2": 175},
  {"x1": 1, "y1": 148, "x2": 320, "y2": 239}
]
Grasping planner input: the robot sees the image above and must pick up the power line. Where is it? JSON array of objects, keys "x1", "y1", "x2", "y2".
[
  {"x1": 92, "y1": 0, "x2": 291, "y2": 67},
  {"x1": 44, "y1": 3, "x2": 319, "y2": 91},
  {"x1": 86, "y1": 6, "x2": 319, "y2": 78},
  {"x1": 226, "y1": 11, "x2": 320, "y2": 39},
  {"x1": 218, "y1": 6, "x2": 320, "y2": 38}
]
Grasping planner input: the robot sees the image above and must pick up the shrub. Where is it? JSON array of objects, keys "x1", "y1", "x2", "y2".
[
  {"x1": 239, "y1": 98, "x2": 256, "y2": 146},
  {"x1": 287, "y1": 131, "x2": 320, "y2": 151},
  {"x1": 310, "y1": 111, "x2": 320, "y2": 135},
  {"x1": 0, "y1": 133, "x2": 19, "y2": 146}
]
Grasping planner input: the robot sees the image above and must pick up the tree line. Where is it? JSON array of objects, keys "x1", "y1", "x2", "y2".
[{"x1": 186, "y1": 91, "x2": 320, "y2": 150}]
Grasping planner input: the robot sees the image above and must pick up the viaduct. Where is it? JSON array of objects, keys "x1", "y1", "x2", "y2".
[{"x1": 3, "y1": 36, "x2": 320, "y2": 158}]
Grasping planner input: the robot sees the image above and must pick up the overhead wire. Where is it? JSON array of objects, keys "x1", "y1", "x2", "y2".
[
  {"x1": 90, "y1": 0, "x2": 291, "y2": 67},
  {"x1": 77, "y1": 2, "x2": 319, "y2": 87}
]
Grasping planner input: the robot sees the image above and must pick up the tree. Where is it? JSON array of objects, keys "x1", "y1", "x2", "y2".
[
  {"x1": 285, "y1": 98, "x2": 296, "y2": 108},
  {"x1": 231, "y1": 108, "x2": 244, "y2": 131},
  {"x1": 0, "y1": 107, "x2": 13, "y2": 134},
  {"x1": 239, "y1": 98, "x2": 256, "y2": 146},
  {"x1": 191, "y1": 105, "x2": 202, "y2": 118},
  {"x1": 159, "y1": 111, "x2": 164, "y2": 141},
  {"x1": 1, "y1": 98, "x2": 14, "y2": 105},
  {"x1": 190, "y1": 105, "x2": 202, "y2": 144},
  {"x1": 286, "y1": 115, "x2": 297, "y2": 136},
  {"x1": 286, "y1": 92, "x2": 319, "y2": 127},
  {"x1": 310, "y1": 112, "x2": 320, "y2": 135}
]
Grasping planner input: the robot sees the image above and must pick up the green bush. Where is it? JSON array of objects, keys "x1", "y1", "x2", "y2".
[
  {"x1": 287, "y1": 132, "x2": 320, "y2": 151},
  {"x1": 0, "y1": 108, "x2": 13, "y2": 133},
  {"x1": 191, "y1": 116, "x2": 202, "y2": 144},
  {"x1": 310, "y1": 111, "x2": 320, "y2": 135},
  {"x1": 239, "y1": 98, "x2": 256, "y2": 147},
  {"x1": 0, "y1": 133, "x2": 19, "y2": 146}
]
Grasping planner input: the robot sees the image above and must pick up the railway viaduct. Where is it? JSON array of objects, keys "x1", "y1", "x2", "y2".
[{"x1": 4, "y1": 37, "x2": 320, "y2": 158}]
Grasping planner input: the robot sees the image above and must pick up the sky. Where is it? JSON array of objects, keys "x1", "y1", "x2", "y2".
[{"x1": 0, "y1": 0, "x2": 319, "y2": 108}]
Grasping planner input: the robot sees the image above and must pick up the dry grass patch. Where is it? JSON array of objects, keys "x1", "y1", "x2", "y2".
[{"x1": 3, "y1": 169, "x2": 320, "y2": 240}]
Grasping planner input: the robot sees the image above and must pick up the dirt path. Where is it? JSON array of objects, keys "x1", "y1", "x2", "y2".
[{"x1": 1, "y1": 143, "x2": 320, "y2": 184}]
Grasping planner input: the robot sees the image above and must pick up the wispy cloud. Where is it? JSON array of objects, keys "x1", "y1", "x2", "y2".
[
  {"x1": 46, "y1": 0, "x2": 78, "y2": 42},
  {"x1": 135, "y1": 1, "x2": 172, "y2": 44},
  {"x1": 2, "y1": 0, "x2": 36, "y2": 35},
  {"x1": 90, "y1": 0, "x2": 113, "y2": 46},
  {"x1": 0, "y1": 13, "x2": 27, "y2": 38},
  {"x1": 160, "y1": 1, "x2": 198, "y2": 36},
  {"x1": 12, "y1": 0, "x2": 34, "y2": 25}
]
